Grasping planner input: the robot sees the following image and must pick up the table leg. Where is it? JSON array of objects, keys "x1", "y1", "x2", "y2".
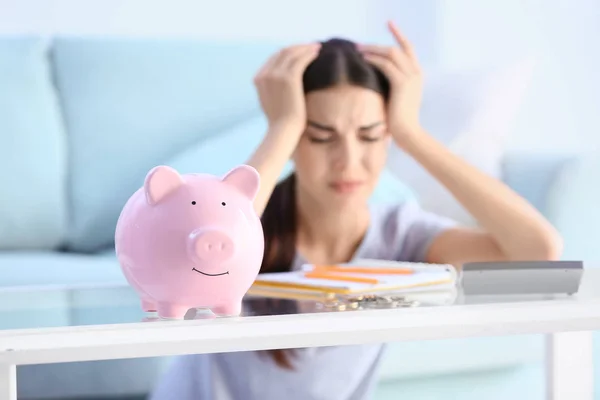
[
  {"x1": 546, "y1": 331, "x2": 594, "y2": 400},
  {"x1": 0, "y1": 363, "x2": 16, "y2": 400}
]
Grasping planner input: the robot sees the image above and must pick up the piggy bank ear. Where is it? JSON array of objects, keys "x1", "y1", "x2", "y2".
[
  {"x1": 144, "y1": 166, "x2": 184, "y2": 205},
  {"x1": 222, "y1": 165, "x2": 260, "y2": 201}
]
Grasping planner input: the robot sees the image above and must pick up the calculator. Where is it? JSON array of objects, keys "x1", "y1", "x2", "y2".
[{"x1": 460, "y1": 261, "x2": 584, "y2": 296}]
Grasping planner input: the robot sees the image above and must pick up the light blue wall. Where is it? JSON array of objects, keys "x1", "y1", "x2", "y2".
[
  {"x1": 436, "y1": 0, "x2": 600, "y2": 153},
  {"x1": 3, "y1": 0, "x2": 597, "y2": 154}
]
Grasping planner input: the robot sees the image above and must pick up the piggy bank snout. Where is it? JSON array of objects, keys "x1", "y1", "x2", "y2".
[{"x1": 190, "y1": 229, "x2": 235, "y2": 262}]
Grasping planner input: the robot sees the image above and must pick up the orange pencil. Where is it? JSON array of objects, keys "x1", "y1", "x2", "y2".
[
  {"x1": 304, "y1": 271, "x2": 379, "y2": 284},
  {"x1": 313, "y1": 265, "x2": 414, "y2": 275}
]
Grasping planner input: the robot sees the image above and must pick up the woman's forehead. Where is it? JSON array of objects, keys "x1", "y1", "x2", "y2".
[{"x1": 305, "y1": 85, "x2": 386, "y2": 128}]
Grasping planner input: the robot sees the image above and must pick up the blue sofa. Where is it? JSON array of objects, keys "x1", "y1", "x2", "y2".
[{"x1": 1, "y1": 36, "x2": 597, "y2": 399}]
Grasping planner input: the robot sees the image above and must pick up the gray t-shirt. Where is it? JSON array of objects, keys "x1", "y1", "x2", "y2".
[{"x1": 150, "y1": 201, "x2": 456, "y2": 400}]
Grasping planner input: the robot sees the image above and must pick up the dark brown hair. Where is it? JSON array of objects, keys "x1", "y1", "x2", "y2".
[{"x1": 259, "y1": 38, "x2": 390, "y2": 369}]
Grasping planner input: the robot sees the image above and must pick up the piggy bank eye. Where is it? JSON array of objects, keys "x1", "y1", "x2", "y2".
[
  {"x1": 191, "y1": 201, "x2": 197, "y2": 205},
  {"x1": 221, "y1": 202, "x2": 226, "y2": 206}
]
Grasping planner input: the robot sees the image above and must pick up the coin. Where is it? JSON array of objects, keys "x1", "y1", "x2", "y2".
[
  {"x1": 323, "y1": 301, "x2": 339, "y2": 309},
  {"x1": 398, "y1": 300, "x2": 420, "y2": 308},
  {"x1": 363, "y1": 295, "x2": 377, "y2": 302},
  {"x1": 376, "y1": 296, "x2": 392, "y2": 304}
]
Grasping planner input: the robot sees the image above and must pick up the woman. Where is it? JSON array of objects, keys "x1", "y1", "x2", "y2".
[{"x1": 151, "y1": 21, "x2": 562, "y2": 400}]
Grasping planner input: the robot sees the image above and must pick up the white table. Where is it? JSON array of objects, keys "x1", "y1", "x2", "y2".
[{"x1": 1, "y1": 269, "x2": 599, "y2": 400}]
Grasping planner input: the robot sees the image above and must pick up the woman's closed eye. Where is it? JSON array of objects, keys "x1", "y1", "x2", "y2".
[
  {"x1": 358, "y1": 130, "x2": 385, "y2": 142},
  {"x1": 306, "y1": 122, "x2": 335, "y2": 143},
  {"x1": 358, "y1": 126, "x2": 386, "y2": 142},
  {"x1": 308, "y1": 132, "x2": 334, "y2": 143}
]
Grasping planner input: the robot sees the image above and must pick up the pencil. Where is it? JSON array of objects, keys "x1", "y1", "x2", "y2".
[
  {"x1": 304, "y1": 271, "x2": 379, "y2": 284},
  {"x1": 314, "y1": 265, "x2": 414, "y2": 275}
]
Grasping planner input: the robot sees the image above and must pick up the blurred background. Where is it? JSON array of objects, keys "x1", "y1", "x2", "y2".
[{"x1": 1, "y1": 0, "x2": 599, "y2": 399}]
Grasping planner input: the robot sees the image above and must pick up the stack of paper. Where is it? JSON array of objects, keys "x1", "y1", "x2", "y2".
[{"x1": 251, "y1": 259, "x2": 458, "y2": 295}]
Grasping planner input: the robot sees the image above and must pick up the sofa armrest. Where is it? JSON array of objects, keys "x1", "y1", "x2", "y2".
[
  {"x1": 501, "y1": 152, "x2": 574, "y2": 215},
  {"x1": 544, "y1": 153, "x2": 600, "y2": 263}
]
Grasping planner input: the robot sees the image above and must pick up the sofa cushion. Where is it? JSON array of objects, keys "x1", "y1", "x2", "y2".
[
  {"x1": 50, "y1": 38, "x2": 284, "y2": 252},
  {"x1": 165, "y1": 114, "x2": 290, "y2": 177},
  {"x1": 0, "y1": 37, "x2": 68, "y2": 250},
  {"x1": 0, "y1": 251, "x2": 126, "y2": 287}
]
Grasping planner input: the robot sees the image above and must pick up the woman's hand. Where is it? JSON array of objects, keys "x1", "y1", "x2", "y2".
[
  {"x1": 248, "y1": 43, "x2": 320, "y2": 215},
  {"x1": 359, "y1": 21, "x2": 424, "y2": 147},
  {"x1": 253, "y1": 43, "x2": 321, "y2": 134}
]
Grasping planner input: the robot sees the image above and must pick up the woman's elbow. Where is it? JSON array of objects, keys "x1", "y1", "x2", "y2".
[
  {"x1": 544, "y1": 233, "x2": 564, "y2": 261},
  {"x1": 526, "y1": 230, "x2": 564, "y2": 261}
]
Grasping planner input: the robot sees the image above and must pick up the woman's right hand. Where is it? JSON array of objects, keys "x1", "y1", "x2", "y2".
[{"x1": 253, "y1": 43, "x2": 321, "y2": 133}]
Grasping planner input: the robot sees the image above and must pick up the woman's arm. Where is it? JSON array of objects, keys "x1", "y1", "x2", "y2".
[
  {"x1": 399, "y1": 130, "x2": 563, "y2": 265},
  {"x1": 247, "y1": 124, "x2": 301, "y2": 215},
  {"x1": 360, "y1": 21, "x2": 562, "y2": 265},
  {"x1": 246, "y1": 43, "x2": 321, "y2": 215}
]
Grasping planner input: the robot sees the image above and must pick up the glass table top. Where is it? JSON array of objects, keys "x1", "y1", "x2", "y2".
[{"x1": 1, "y1": 268, "x2": 599, "y2": 332}]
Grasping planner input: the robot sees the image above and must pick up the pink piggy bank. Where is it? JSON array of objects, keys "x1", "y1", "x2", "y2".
[{"x1": 115, "y1": 164, "x2": 264, "y2": 319}]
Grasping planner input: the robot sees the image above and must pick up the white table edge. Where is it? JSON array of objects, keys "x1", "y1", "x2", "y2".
[
  {"x1": 1, "y1": 297, "x2": 599, "y2": 400},
  {"x1": 1, "y1": 298, "x2": 599, "y2": 366}
]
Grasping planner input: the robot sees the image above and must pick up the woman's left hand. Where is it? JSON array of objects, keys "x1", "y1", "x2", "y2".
[{"x1": 359, "y1": 21, "x2": 424, "y2": 146}]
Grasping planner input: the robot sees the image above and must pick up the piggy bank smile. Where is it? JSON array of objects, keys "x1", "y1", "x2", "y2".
[
  {"x1": 188, "y1": 227, "x2": 236, "y2": 277},
  {"x1": 192, "y1": 267, "x2": 229, "y2": 277}
]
